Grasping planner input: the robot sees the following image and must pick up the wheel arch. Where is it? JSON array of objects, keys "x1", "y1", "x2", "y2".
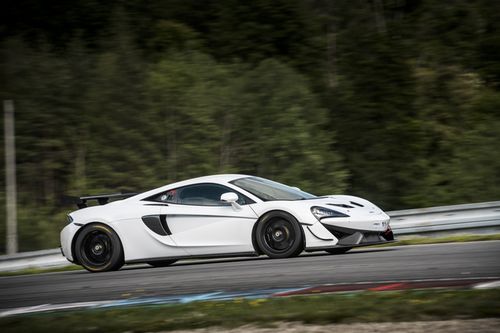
[
  {"x1": 71, "y1": 222, "x2": 124, "y2": 266},
  {"x1": 251, "y1": 209, "x2": 306, "y2": 254}
]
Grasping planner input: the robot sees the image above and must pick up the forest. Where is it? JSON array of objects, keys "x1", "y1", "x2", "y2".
[{"x1": 1, "y1": 0, "x2": 499, "y2": 252}]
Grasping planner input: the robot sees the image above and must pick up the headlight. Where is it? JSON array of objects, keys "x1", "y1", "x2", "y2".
[
  {"x1": 66, "y1": 215, "x2": 74, "y2": 223},
  {"x1": 311, "y1": 206, "x2": 349, "y2": 220}
]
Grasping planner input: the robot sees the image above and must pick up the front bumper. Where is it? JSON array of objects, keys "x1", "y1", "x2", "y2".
[
  {"x1": 321, "y1": 223, "x2": 394, "y2": 247},
  {"x1": 304, "y1": 222, "x2": 395, "y2": 252}
]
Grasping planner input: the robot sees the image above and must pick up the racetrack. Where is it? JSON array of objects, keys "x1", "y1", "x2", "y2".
[{"x1": 1, "y1": 241, "x2": 499, "y2": 310}]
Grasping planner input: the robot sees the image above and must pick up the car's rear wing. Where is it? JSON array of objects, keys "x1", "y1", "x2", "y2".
[{"x1": 63, "y1": 193, "x2": 137, "y2": 209}]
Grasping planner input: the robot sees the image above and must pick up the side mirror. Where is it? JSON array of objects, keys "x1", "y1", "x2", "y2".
[
  {"x1": 220, "y1": 192, "x2": 241, "y2": 210},
  {"x1": 220, "y1": 192, "x2": 238, "y2": 203}
]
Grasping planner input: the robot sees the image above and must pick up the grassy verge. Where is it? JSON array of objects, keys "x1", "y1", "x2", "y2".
[
  {"x1": 0, "y1": 264, "x2": 83, "y2": 277},
  {"x1": 2, "y1": 289, "x2": 500, "y2": 333},
  {"x1": 376, "y1": 233, "x2": 500, "y2": 247}
]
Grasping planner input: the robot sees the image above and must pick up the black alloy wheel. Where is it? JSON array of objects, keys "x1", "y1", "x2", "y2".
[
  {"x1": 147, "y1": 259, "x2": 178, "y2": 267},
  {"x1": 256, "y1": 211, "x2": 304, "y2": 258},
  {"x1": 75, "y1": 224, "x2": 124, "y2": 272}
]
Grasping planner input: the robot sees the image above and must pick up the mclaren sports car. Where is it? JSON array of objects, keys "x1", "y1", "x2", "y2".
[{"x1": 60, "y1": 174, "x2": 394, "y2": 272}]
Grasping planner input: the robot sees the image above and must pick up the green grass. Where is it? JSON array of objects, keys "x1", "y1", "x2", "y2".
[
  {"x1": 376, "y1": 233, "x2": 500, "y2": 247},
  {"x1": 0, "y1": 264, "x2": 83, "y2": 277},
  {"x1": 2, "y1": 289, "x2": 500, "y2": 333}
]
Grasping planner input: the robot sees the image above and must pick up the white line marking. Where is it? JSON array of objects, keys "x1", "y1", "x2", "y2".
[
  {"x1": 473, "y1": 280, "x2": 500, "y2": 289},
  {"x1": 0, "y1": 300, "x2": 115, "y2": 318}
]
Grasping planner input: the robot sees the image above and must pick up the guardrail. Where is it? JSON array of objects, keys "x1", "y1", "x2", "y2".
[
  {"x1": 0, "y1": 248, "x2": 68, "y2": 272},
  {"x1": 389, "y1": 200, "x2": 500, "y2": 235},
  {"x1": 1, "y1": 201, "x2": 499, "y2": 272}
]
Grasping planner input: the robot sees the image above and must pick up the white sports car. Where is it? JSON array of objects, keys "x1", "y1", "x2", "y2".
[{"x1": 60, "y1": 174, "x2": 393, "y2": 272}]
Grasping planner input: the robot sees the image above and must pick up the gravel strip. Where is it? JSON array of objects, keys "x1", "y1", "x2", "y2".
[{"x1": 165, "y1": 319, "x2": 500, "y2": 333}]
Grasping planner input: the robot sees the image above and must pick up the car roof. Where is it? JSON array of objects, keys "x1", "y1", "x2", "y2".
[
  {"x1": 182, "y1": 174, "x2": 250, "y2": 183},
  {"x1": 132, "y1": 174, "x2": 252, "y2": 200}
]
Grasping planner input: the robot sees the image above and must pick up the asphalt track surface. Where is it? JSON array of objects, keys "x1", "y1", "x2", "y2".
[{"x1": 1, "y1": 241, "x2": 499, "y2": 310}]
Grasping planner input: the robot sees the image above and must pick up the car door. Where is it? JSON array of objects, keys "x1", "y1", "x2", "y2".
[
  {"x1": 159, "y1": 183, "x2": 258, "y2": 255},
  {"x1": 109, "y1": 199, "x2": 190, "y2": 260}
]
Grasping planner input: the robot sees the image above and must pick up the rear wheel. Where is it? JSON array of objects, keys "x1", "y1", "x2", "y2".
[
  {"x1": 75, "y1": 224, "x2": 124, "y2": 272},
  {"x1": 325, "y1": 247, "x2": 351, "y2": 255},
  {"x1": 255, "y1": 211, "x2": 304, "y2": 259},
  {"x1": 147, "y1": 259, "x2": 178, "y2": 267}
]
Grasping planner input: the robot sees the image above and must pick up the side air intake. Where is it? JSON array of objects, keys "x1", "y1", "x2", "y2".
[{"x1": 142, "y1": 215, "x2": 171, "y2": 235}]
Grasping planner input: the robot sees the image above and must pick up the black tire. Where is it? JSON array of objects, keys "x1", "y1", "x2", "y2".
[
  {"x1": 325, "y1": 247, "x2": 352, "y2": 255},
  {"x1": 74, "y1": 224, "x2": 124, "y2": 272},
  {"x1": 255, "y1": 211, "x2": 304, "y2": 259},
  {"x1": 147, "y1": 259, "x2": 178, "y2": 267}
]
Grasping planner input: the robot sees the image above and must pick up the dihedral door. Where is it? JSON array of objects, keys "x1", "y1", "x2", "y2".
[{"x1": 160, "y1": 204, "x2": 258, "y2": 255}]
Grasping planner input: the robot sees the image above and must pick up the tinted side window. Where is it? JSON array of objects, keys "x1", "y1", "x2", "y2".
[
  {"x1": 146, "y1": 189, "x2": 177, "y2": 203},
  {"x1": 178, "y1": 184, "x2": 246, "y2": 206},
  {"x1": 143, "y1": 183, "x2": 254, "y2": 205}
]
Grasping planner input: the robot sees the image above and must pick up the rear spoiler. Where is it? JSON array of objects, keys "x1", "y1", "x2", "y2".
[{"x1": 63, "y1": 193, "x2": 137, "y2": 209}]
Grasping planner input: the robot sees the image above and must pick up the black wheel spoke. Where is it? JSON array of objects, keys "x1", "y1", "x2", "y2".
[
  {"x1": 262, "y1": 218, "x2": 296, "y2": 254},
  {"x1": 76, "y1": 225, "x2": 124, "y2": 272},
  {"x1": 81, "y1": 230, "x2": 113, "y2": 266}
]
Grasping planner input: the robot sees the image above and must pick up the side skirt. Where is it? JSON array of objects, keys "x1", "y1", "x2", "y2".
[{"x1": 125, "y1": 251, "x2": 259, "y2": 264}]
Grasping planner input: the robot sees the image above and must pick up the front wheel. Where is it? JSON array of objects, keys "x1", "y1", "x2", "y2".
[
  {"x1": 74, "y1": 224, "x2": 124, "y2": 272},
  {"x1": 255, "y1": 211, "x2": 304, "y2": 259},
  {"x1": 325, "y1": 247, "x2": 351, "y2": 255}
]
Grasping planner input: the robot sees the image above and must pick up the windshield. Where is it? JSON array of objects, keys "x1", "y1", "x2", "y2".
[{"x1": 230, "y1": 177, "x2": 317, "y2": 201}]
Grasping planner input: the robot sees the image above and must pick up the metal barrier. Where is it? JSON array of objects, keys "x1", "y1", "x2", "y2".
[
  {"x1": 1, "y1": 201, "x2": 499, "y2": 272},
  {"x1": 388, "y1": 201, "x2": 500, "y2": 235},
  {"x1": 0, "y1": 248, "x2": 68, "y2": 272}
]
